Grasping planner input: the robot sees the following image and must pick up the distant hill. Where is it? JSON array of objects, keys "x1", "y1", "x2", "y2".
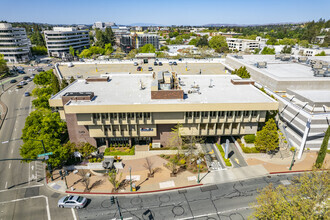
[{"x1": 203, "y1": 22, "x2": 304, "y2": 27}]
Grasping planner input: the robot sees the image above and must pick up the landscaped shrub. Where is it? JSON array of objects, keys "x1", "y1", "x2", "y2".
[
  {"x1": 104, "y1": 146, "x2": 135, "y2": 156},
  {"x1": 315, "y1": 126, "x2": 330, "y2": 168},
  {"x1": 160, "y1": 154, "x2": 165, "y2": 158},
  {"x1": 179, "y1": 159, "x2": 186, "y2": 165},
  {"x1": 244, "y1": 134, "x2": 256, "y2": 144},
  {"x1": 216, "y1": 144, "x2": 232, "y2": 166},
  {"x1": 240, "y1": 143, "x2": 260, "y2": 153}
]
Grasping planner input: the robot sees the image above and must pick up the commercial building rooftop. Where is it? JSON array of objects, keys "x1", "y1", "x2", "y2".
[{"x1": 51, "y1": 74, "x2": 276, "y2": 106}]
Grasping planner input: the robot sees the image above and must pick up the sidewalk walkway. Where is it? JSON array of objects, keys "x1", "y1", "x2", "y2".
[{"x1": 47, "y1": 152, "x2": 330, "y2": 195}]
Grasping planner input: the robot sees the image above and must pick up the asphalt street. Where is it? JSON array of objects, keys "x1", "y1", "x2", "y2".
[
  {"x1": 220, "y1": 137, "x2": 248, "y2": 168},
  {"x1": 0, "y1": 66, "x2": 75, "y2": 220},
  {"x1": 77, "y1": 174, "x2": 298, "y2": 220}
]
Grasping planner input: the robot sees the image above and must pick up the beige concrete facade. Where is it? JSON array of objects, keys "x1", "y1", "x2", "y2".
[{"x1": 49, "y1": 74, "x2": 278, "y2": 147}]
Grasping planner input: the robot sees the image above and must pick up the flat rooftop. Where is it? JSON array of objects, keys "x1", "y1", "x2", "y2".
[
  {"x1": 229, "y1": 55, "x2": 330, "y2": 80},
  {"x1": 51, "y1": 74, "x2": 276, "y2": 106},
  {"x1": 289, "y1": 89, "x2": 330, "y2": 106}
]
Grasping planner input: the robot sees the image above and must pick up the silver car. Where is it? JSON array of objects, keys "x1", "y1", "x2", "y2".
[{"x1": 58, "y1": 195, "x2": 87, "y2": 209}]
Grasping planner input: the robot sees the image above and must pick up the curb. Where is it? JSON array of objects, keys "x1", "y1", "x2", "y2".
[
  {"x1": 64, "y1": 183, "x2": 203, "y2": 195},
  {"x1": 269, "y1": 169, "x2": 312, "y2": 175}
]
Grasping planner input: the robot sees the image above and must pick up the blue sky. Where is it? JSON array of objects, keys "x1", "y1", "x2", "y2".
[{"x1": 1, "y1": 0, "x2": 329, "y2": 25}]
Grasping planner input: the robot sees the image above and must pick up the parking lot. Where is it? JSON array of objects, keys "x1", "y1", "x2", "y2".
[{"x1": 59, "y1": 62, "x2": 227, "y2": 79}]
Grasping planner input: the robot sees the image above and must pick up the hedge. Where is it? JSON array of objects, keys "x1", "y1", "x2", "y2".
[
  {"x1": 104, "y1": 147, "x2": 135, "y2": 156},
  {"x1": 244, "y1": 134, "x2": 256, "y2": 144},
  {"x1": 216, "y1": 144, "x2": 232, "y2": 166}
]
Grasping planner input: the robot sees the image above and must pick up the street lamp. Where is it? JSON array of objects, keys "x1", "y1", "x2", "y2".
[
  {"x1": 129, "y1": 166, "x2": 132, "y2": 192},
  {"x1": 197, "y1": 158, "x2": 201, "y2": 183},
  {"x1": 30, "y1": 139, "x2": 53, "y2": 181},
  {"x1": 289, "y1": 149, "x2": 296, "y2": 170}
]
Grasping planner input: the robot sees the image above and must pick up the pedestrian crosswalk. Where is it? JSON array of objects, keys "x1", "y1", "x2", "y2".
[{"x1": 34, "y1": 161, "x2": 45, "y2": 183}]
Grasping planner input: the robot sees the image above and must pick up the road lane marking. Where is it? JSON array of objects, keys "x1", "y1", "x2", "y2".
[
  {"x1": 1, "y1": 141, "x2": 9, "y2": 144},
  {"x1": 5, "y1": 181, "x2": 7, "y2": 189},
  {"x1": 71, "y1": 208, "x2": 77, "y2": 220},
  {"x1": 0, "y1": 195, "x2": 51, "y2": 220},
  {"x1": 29, "y1": 162, "x2": 31, "y2": 185},
  {"x1": 0, "y1": 184, "x2": 42, "y2": 193},
  {"x1": 8, "y1": 163, "x2": 11, "y2": 169},
  {"x1": 11, "y1": 149, "x2": 13, "y2": 154}
]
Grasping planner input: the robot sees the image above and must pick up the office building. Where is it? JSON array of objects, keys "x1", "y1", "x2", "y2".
[
  {"x1": 224, "y1": 55, "x2": 330, "y2": 157},
  {"x1": 44, "y1": 27, "x2": 89, "y2": 58},
  {"x1": 120, "y1": 33, "x2": 159, "y2": 52},
  {"x1": 49, "y1": 73, "x2": 277, "y2": 148},
  {"x1": 0, "y1": 23, "x2": 31, "y2": 63}
]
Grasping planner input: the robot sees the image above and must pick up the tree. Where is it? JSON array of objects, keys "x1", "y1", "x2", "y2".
[
  {"x1": 252, "y1": 170, "x2": 329, "y2": 219},
  {"x1": 51, "y1": 73, "x2": 60, "y2": 94},
  {"x1": 281, "y1": 45, "x2": 292, "y2": 54},
  {"x1": 231, "y1": 66, "x2": 251, "y2": 78},
  {"x1": 255, "y1": 118, "x2": 279, "y2": 152},
  {"x1": 31, "y1": 46, "x2": 47, "y2": 55},
  {"x1": 261, "y1": 47, "x2": 276, "y2": 55},
  {"x1": 209, "y1": 36, "x2": 228, "y2": 53},
  {"x1": 196, "y1": 35, "x2": 209, "y2": 47},
  {"x1": 266, "y1": 37, "x2": 278, "y2": 45},
  {"x1": 61, "y1": 78, "x2": 69, "y2": 89},
  {"x1": 169, "y1": 123, "x2": 184, "y2": 152},
  {"x1": 104, "y1": 43, "x2": 113, "y2": 55},
  {"x1": 0, "y1": 54, "x2": 9, "y2": 77},
  {"x1": 143, "y1": 157, "x2": 154, "y2": 177},
  {"x1": 188, "y1": 38, "x2": 198, "y2": 46},
  {"x1": 108, "y1": 169, "x2": 123, "y2": 192},
  {"x1": 69, "y1": 46, "x2": 75, "y2": 57},
  {"x1": 69, "y1": 76, "x2": 75, "y2": 84},
  {"x1": 76, "y1": 142, "x2": 97, "y2": 160},
  {"x1": 20, "y1": 108, "x2": 68, "y2": 168},
  {"x1": 139, "y1": 44, "x2": 156, "y2": 53},
  {"x1": 104, "y1": 27, "x2": 115, "y2": 46},
  {"x1": 33, "y1": 69, "x2": 53, "y2": 86},
  {"x1": 253, "y1": 48, "x2": 261, "y2": 54},
  {"x1": 278, "y1": 38, "x2": 296, "y2": 46},
  {"x1": 315, "y1": 51, "x2": 326, "y2": 56},
  {"x1": 299, "y1": 40, "x2": 310, "y2": 48},
  {"x1": 160, "y1": 46, "x2": 169, "y2": 51},
  {"x1": 315, "y1": 126, "x2": 330, "y2": 168},
  {"x1": 95, "y1": 29, "x2": 107, "y2": 48},
  {"x1": 77, "y1": 169, "x2": 91, "y2": 192},
  {"x1": 126, "y1": 49, "x2": 138, "y2": 59}
]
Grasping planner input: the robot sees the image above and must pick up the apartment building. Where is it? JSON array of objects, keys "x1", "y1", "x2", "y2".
[
  {"x1": 120, "y1": 33, "x2": 159, "y2": 52},
  {"x1": 49, "y1": 72, "x2": 277, "y2": 147},
  {"x1": 0, "y1": 23, "x2": 31, "y2": 63},
  {"x1": 44, "y1": 27, "x2": 89, "y2": 58}
]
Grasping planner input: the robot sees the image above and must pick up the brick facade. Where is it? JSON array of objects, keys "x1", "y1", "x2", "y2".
[
  {"x1": 151, "y1": 90, "x2": 184, "y2": 99},
  {"x1": 65, "y1": 113, "x2": 97, "y2": 146}
]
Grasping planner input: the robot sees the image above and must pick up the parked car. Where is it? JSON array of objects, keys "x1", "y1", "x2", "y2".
[
  {"x1": 23, "y1": 76, "x2": 30, "y2": 80},
  {"x1": 37, "y1": 68, "x2": 44, "y2": 72},
  {"x1": 24, "y1": 92, "x2": 30, "y2": 97},
  {"x1": 173, "y1": 61, "x2": 177, "y2": 65},
  {"x1": 18, "y1": 70, "x2": 25, "y2": 74},
  {"x1": 158, "y1": 62, "x2": 163, "y2": 66},
  {"x1": 148, "y1": 67, "x2": 153, "y2": 71},
  {"x1": 27, "y1": 78, "x2": 32, "y2": 82},
  {"x1": 20, "y1": 81, "x2": 27, "y2": 86},
  {"x1": 10, "y1": 79, "x2": 17, "y2": 83},
  {"x1": 16, "y1": 84, "x2": 23, "y2": 89},
  {"x1": 16, "y1": 66, "x2": 24, "y2": 70},
  {"x1": 58, "y1": 195, "x2": 87, "y2": 209},
  {"x1": 47, "y1": 64, "x2": 53, "y2": 67},
  {"x1": 153, "y1": 61, "x2": 158, "y2": 66},
  {"x1": 137, "y1": 66, "x2": 142, "y2": 71},
  {"x1": 169, "y1": 62, "x2": 173, "y2": 65},
  {"x1": 134, "y1": 62, "x2": 138, "y2": 66}
]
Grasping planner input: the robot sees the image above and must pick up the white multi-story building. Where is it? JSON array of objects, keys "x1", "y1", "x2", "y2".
[
  {"x1": 44, "y1": 27, "x2": 90, "y2": 58},
  {"x1": 92, "y1": 22, "x2": 116, "y2": 30},
  {"x1": 0, "y1": 23, "x2": 31, "y2": 63},
  {"x1": 226, "y1": 37, "x2": 267, "y2": 52},
  {"x1": 303, "y1": 48, "x2": 330, "y2": 56}
]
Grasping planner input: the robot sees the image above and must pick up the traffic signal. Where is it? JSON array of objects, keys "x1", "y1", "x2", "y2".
[{"x1": 110, "y1": 196, "x2": 115, "y2": 205}]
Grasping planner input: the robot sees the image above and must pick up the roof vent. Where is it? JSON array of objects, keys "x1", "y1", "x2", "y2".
[
  {"x1": 140, "y1": 80, "x2": 146, "y2": 90},
  {"x1": 209, "y1": 79, "x2": 214, "y2": 88}
]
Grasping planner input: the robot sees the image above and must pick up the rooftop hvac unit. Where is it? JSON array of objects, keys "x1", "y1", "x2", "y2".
[
  {"x1": 298, "y1": 56, "x2": 308, "y2": 63},
  {"x1": 256, "y1": 62, "x2": 267, "y2": 68},
  {"x1": 281, "y1": 55, "x2": 291, "y2": 61},
  {"x1": 275, "y1": 54, "x2": 284, "y2": 59}
]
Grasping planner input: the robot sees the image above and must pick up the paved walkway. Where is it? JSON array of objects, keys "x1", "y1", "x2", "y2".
[{"x1": 47, "y1": 150, "x2": 330, "y2": 194}]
